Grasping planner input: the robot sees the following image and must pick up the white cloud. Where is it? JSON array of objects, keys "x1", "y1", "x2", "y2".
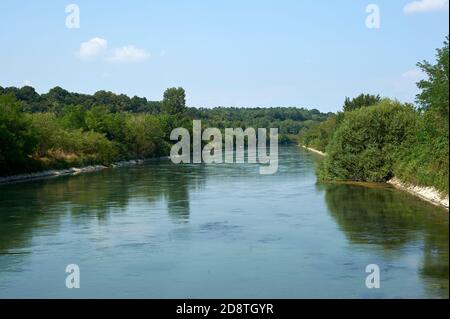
[
  {"x1": 23, "y1": 80, "x2": 32, "y2": 87},
  {"x1": 106, "y1": 45, "x2": 150, "y2": 63},
  {"x1": 77, "y1": 37, "x2": 108, "y2": 60},
  {"x1": 76, "y1": 38, "x2": 149, "y2": 63},
  {"x1": 403, "y1": 0, "x2": 449, "y2": 14},
  {"x1": 393, "y1": 68, "x2": 426, "y2": 96},
  {"x1": 401, "y1": 68, "x2": 425, "y2": 81}
]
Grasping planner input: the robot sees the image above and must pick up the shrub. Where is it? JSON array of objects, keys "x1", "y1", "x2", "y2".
[
  {"x1": 298, "y1": 115, "x2": 338, "y2": 152},
  {"x1": 123, "y1": 114, "x2": 165, "y2": 158},
  {"x1": 0, "y1": 95, "x2": 37, "y2": 174},
  {"x1": 319, "y1": 99, "x2": 418, "y2": 183},
  {"x1": 28, "y1": 112, "x2": 65, "y2": 157}
]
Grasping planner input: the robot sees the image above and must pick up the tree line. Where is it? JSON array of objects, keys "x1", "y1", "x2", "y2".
[
  {"x1": 299, "y1": 37, "x2": 449, "y2": 193},
  {"x1": 0, "y1": 85, "x2": 329, "y2": 176}
]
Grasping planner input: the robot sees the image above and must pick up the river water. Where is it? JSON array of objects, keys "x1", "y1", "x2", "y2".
[{"x1": 0, "y1": 146, "x2": 448, "y2": 298}]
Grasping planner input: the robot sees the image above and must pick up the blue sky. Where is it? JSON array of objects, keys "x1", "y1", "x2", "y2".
[{"x1": 0, "y1": 0, "x2": 448, "y2": 112}]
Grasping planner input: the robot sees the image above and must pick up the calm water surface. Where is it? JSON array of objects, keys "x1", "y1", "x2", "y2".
[{"x1": 0, "y1": 146, "x2": 448, "y2": 298}]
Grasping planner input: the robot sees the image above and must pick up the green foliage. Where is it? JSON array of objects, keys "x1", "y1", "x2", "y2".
[
  {"x1": 416, "y1": 36, "x2": 449, "y2": 118},
  {"x1": 28, "y1": 112, "x2": 66, "y2": 157},
  {"x1": 68, "y1": 130, "x2": 117, "y2": 164},
  {"x1": 123, "y1": 114, "x2": 166, "y2": 158},
  {"x1": 28, "y1": 112, "x2": 117, "y2": 167},
  {"x1": 298, "y1": 115, "x2": 338, "y2": 152},
  {"x1": 0, "y1": 94, "x2": 37, "y2": 174},
  {"x1": 343, "y1": 93, "x2": 381, "y2": 112},
  {"x1": 299, "y1": 37, "x2": 449, "y2": 194},
  {"x1": 162, "y1": 87, "x2": 186, "y2": 115},
  {"x1": 3, "y1": 84, "x2": 327, "y2": 144},
  {"x1": 59, "y1": 105, "x2": 87, "y2": 130},
  {"x1": 186, "y1": 106, "x2": 329, "y2": 143},
  {"x1": 394, "y1": 37, "x2": 449, "y2": 193},
  {"x1": 15, "y1": 86, "x2": 46, "y2": 112},
  {"x1": 394, "y1": 130, "x2": 448, "y2": 193},
  {"x1": 0, "y1": 86, "x2": 162, "y2": 114},
  {"x1": 319, "y1": 100, "x2": 418, "y2": 182},
  {"x1": 84, "y1": 105, "x2": 126, "y2": 142},
  {"x1": 0, "y1": 84, "x2": 330, "y2": 176}
]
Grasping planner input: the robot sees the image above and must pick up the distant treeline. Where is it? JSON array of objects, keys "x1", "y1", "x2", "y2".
[
  {"x1": 0, "y1": 85, "x2": 164, "y2": 114},
  {"x1": 299, "y1": 37, "x2": 449, "y2": 193},
  {"x1": 0, "y1": 85, "x2": 329, "y2": 176},
  {"x1": 185, "y1": 107, "x2": 330, "y2": 143}
]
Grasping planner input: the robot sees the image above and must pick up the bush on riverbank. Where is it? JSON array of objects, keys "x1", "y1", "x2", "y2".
[
  {"x1": 0, "y1": 95, "x2": 37, "y2": 175},
  {"x1": 318, "y1": 99, "x2": 418, "y2": 182},
  {"x1": 297, "y1": 115, "x2": 339, "y2": 152}
]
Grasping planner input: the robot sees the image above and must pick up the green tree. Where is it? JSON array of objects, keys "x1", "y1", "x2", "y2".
[
  {"x1": 68, "y1": 129, "x2": 117, "y2": 164},
  {"x1": 320, "y1": 99, "x2": 418, "y2": 183},
  {"x1": 0, "y1": 94, "x2": 37, "y2": 174},
  {"x1": 416, "y1": 36, "x2": 449, "y2": 116},
  {"x1": 394, "y1": 37, "x2": 449, "y2": 193},
  {"x1": 161, "y1": 87, "x2": 186, "y2": 115},
  {"x1": 85, "y1": 105, "x2": 126, "y2": 142},
  {"x1": 42, "y1": 86, "x2": 71, "y2": 114},
  {"x1": 17, "y1": 86, "x2": 48, "y2": 112},
  {"x1": 298, "y1": 115, "x2": 338, "y2": 152},
  {"x1": 28, "y1": 113, "x2": 65, "y2": 157},
  {"x1": 416, "y1": 36, "x2": 449, "y2": 142},
  {"x1": 123, "y1": 114, "x2": 165, "y2": 158},
  {"x1": 343, "y1": 93, "x2": 381, "y2": 112},
  {"x1": 59, "y1": 105, "x2": 87, "y2": 130}
]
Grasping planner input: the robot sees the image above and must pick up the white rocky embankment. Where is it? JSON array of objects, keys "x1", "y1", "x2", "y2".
[
  {"x1": 387, "y1": 177, "x2": 449, "y2": 209},
  {"x1": 0, "y1": 165, "x2": 108, "y2": 184},
  {"x1": 0, "y1": 156, "x2": 170, "y2": 185},
  {"x1": 300, "y1": 145, "x2": 326, "y2": 156}
]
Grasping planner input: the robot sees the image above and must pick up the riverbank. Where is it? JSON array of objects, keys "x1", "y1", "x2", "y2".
[
  {"x1": 0, "y1": 156, "x2": 170, "y2": 185},
  {"x1": 300, "y1": 144, "x2": 449, "y2": 210},
  {"x1": 387, "y1": 177, "x2": 449, "y2": 209}
]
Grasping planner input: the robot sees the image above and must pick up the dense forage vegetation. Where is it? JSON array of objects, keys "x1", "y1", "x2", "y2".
[
  {"x1": 343, "y1": 93, "x2": 381, "y2": 112},
  {"x1": 319, "y1": 100, "x2": 418, "y2": 182},
  {"x1": 299, "y1": 37, "x2": 449, "y2": 193},
  {"x1": 394, "y1": 37, "x2": 449, "y2": 193},
  {"x1": 0, "y1": 86, "x2": 328, "y2": 176},
  {"x1": 0, "y1": 95, "x2": 37, "y2": 173}
]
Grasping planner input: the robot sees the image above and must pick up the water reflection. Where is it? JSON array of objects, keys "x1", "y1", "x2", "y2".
[
  {"x1": 323, "y1": 183, "x2": 449, "y2": 297},
  {"x1": 0, "y1": 160, "x2": 206, "y2": 255}
]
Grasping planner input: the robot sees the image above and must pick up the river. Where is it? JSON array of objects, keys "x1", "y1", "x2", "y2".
[{"x1": 0, "y1": 146, "x2": 448, "y2": 298}]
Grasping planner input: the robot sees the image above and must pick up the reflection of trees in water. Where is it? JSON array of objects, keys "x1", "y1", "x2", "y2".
[
  {"x1": 323, "y1": 183, "x2": 449, "y2": 297},
  {"x1": 155, "y1": 163, "x2": 206, "y2": 223},
  {"x1": 0, "y1": 161, "x2": 206, "y2": 254},
  {"x1": 0, "y1": 203, "x2": 40, "y2": 254}
]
